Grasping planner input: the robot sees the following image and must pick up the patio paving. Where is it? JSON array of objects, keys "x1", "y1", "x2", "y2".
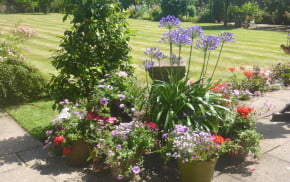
[{"x1": 0, "y1": 87, "x2": 289, "y2": 182}]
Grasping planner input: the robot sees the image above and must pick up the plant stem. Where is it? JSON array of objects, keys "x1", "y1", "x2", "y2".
[
  {"x1": 204, "y1": 51, "x2": 211, "y2": 76},
  {"x1": 199, "y1": 49, "x2": 207, "y2": 81},
  {"x1": 210, "y1": 42, "x2": 224, "y2": 81},
  {"x1": 186, "y1": 42, "x2": 194, "y2": 80}
]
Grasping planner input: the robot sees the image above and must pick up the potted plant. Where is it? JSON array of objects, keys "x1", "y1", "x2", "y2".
[
  {"x1": 143, "y1": 15, "x2": 203, "y2": 82},
  {"x1": 95, "y1": 121, "x2": 158, "y2": 180},
  {"x1": 281, "y1": 32, "x2": 290, "y2": 54},
  {"x1": 44, "y1": 100, "x2": 118, "y2": 167},
  {"x1": 159, "y1": 125, "x2": 231, "y2": 182}
]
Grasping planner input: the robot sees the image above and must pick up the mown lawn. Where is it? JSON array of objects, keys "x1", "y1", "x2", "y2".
[{"x1": 0, "y1": 13, "x2": 289, "y2": 139}]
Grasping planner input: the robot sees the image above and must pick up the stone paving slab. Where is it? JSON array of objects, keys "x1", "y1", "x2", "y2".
[
  {"x1": 267, "y1": 141, "x2": 290, "y2": 163},
  {"x1": 0, "y1": 154, "x2": 24, "y2": 173},
  {"x1": 18, "y1": 147, "x2": 48, "y2": 166},
  {"x1": 0, "y1": 166, "x2": 54, "y2": 182},
  {"x1": 228, "y1": 154, "x2": 290, "y2": 182}
]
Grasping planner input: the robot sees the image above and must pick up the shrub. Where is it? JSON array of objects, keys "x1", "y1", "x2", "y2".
[
  {"x1": 186, "y1": 5, "x2": 197, "y2": 17},
  {"x1": 149, "y1": 5, "x2": 162, "y2": 21},
  {"x1": 49, "y1": 0, "x2": 133, "y2": 106},
  {"x1": 0, "y1": 59, "x2": 46, "y2": 106}
]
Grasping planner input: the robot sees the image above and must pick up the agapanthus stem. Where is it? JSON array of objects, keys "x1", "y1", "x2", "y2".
[
  {"x1": 186, "y1": 42, "x2": 194, "y2": 80},
  {"x1": 210, "y1": 41, "x2": 224, "y2": 81},
  {"x1": 200, "y1": 49, "x2": 208, "y2": 81},
  {"x1": 204, "y1": 51, "x2": 211, "y2": 76}
]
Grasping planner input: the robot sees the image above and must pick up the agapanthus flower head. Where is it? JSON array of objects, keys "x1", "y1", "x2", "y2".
[
  {"x1": 144, "y1": 48, "x2": 166, "y2": 60},
  {"x1": 218, "y1": 32, "x2": 235, "y2": 42},
  {"x1": 170, "y1": 28, "x2": 192, "y2": 46},
  {"x1": 187, "y1": 25, "x2": 203, "y2": 39},
  {"x1": 196, "y1": 35, "x2": 220, "y2": 51},
  {"x1": 159, "y1": 15, "x2": 181, "y2": 29}
]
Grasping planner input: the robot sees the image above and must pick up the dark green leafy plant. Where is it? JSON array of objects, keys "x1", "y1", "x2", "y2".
[
  {"x1": 49, "y1": 0, "x2": 133, "y2": 106},
  {"x1": 0, "y1": 59, "x2": 46, "y2": 106},
  {"x1": 146, "y1": 80, "x2": 232, "y2": 133}
]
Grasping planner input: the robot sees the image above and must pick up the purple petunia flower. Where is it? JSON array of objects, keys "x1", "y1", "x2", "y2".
[
  {"x1": 187, "y1": 26, "x2": 203, "y2": 39},
  {"x1": 218, "y1": 32, "x2": 235, "y2": 43},
  {"x1": 98, "y1": 85, "x2": 105, "y2": 88},
  {"x1": 100, "y1": 97, "x2": 108, "y2": 105},
  {"x1": 119, "y1": 104, "x2": 125, "y2": 108},
  {"x1": 175, "y1": 125, "x2": 189, "y2": 133},
  {"x1": 117, "y1": 94, "x2": 125, "y2": 100},
  {"x1": 196, "y1": 35, "x2": 220, "y2": 51},
  {"x1": 159, "y1": 15, "x2": 181, "y2": 29},
  {"x1": 116, "y1": 144, "x2": 122, "y2": 149},
  {"x1": 117, "y1": 174, "x2": 123, "y2": 180},
  {"x1": 112, "y1": 130, "x2": 119, "y2": 137},
  {"x1": 132, "y1": 166, "x2": 141, "y2": 174}
]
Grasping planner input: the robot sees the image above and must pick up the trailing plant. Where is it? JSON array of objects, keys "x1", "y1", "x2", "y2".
[{"x1": 49, "y1": 0, "x2": 133, "y2": 106}]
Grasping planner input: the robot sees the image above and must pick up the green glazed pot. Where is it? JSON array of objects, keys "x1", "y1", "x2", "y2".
[{"x1": 178, "y1": 159, "x2": 217, "y2": 182}]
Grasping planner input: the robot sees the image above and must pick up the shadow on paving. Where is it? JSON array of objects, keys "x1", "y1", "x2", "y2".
[
  {"x1": 0, "y1": 134, "x2": 41, "y2": 157},
  {"x1": 215, "y1": 158, "x2": 255, "y2": 177}
]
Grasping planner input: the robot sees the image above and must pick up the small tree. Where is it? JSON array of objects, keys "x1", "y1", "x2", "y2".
[
  {"x1": 161, "y1": 0, "x2": 189, "y2": 17},
  {"x1": 49, "y1": 0, "x2": 132, "y2": 105}
]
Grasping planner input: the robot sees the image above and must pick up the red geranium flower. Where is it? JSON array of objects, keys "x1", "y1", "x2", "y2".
[
  {"x1": 229, "y1": 67, "x2": 236, "y2": 72},
  {"x1": 85, "y1": 111, "x2": 100, "y2": 120},
  {"x1": 212, "y1": 135, "x2": 225, "y2": 144},
  {"x1": 244, "y1": 71, "x2": 253, "y2": 78},
  {"x1": 104, "y1": 117, "x2": 118, "y2": 124},
  {"x1": 237, "y1": 107, "x2": 253, "y2": 117},
  {"x1": 147, "y1": 122, "x2": 157, "y2": 129},
  {"x1": 53, "y1": 136, "x2": 65, "y2": 145},
  {"x1": 62, "y1": 147, "x2": 72, "y2": 155},
  {"x1": 224, "y1": 138, "x2": 231, "y2": 142}
]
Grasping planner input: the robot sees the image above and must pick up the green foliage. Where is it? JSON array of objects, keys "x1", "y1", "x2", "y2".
[
  {"x1": 0, "y1": 59, "x2": 46, "y2": 106},
  {"x1": 146, "y1": 80, "x2": 232, "y2": 133},
  {"x1": 149, "y1": 5, "x2": 162, "y2": 21},
  {"x1": 160, "y1": 0, "x2": 189, "y2": 17},
  {"x1": 212, "y1": 0, "x2": 224, "y2": 22},
  {"x1": 186, "y1": 5, "x2": 197, "y2": 17},
  {"x1": 49, "y1": 0, "x2": 133, "y2": 105},
  {"x1": 271, "y1": 62, "x2": 290, "y2": 86}
]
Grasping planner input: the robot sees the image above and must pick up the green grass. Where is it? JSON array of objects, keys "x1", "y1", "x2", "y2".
[
  {"x1": 0, "y1": 13, "x2": 289, "y2": 139},
  {"x1": 5, "y1": 100, "x2": 58, "y2": 141}
]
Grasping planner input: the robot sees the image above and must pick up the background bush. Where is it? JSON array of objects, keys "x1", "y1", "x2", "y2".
[{"x1": 0, "y1": 59, "x2": 46, "y2": 106}]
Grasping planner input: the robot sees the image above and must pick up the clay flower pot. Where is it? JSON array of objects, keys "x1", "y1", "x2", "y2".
[{"x1": 65, "y1": 140, "x2": 92, "y2": 167}]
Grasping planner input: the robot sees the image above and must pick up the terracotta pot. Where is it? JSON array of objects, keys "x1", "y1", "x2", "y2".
[
  {"x1": 227, "y1": 149, "x2": 248, "y2": 162},
  {"x1": 178, "y1": 159, "x2": 217, "y2": 182},
  {"x1": 65, "y1": 140, "x2": 92, "y2": 167},
  {"x1": 146, "y1": 61, "x2": 186, "y2": 82}
]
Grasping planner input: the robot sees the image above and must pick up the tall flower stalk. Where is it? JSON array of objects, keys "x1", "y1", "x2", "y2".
[{"x1": 210, "y1": 32, "x2": 235, "y2": 81}]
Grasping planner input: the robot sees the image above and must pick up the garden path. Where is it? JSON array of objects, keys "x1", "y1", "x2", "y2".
[{"x1": 0, "y1": 87, "x2": 290, "y2": 182}]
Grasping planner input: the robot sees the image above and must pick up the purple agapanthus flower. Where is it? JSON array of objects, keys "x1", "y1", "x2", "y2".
[
  {"x1": 218, "y1": 32, "x2": 235, "y2": 43},
  {"x1": 159, "y1": 15, "x2": 181, "y2": 29},
  {"x1": 144, "y1": 48, "x2": 165, "y2": 60},
  {"x1": 170, "y1": 28, "x2": 192, "y2": 46},
  {"x1": 196, "y1": 35, "x2": 220, "y2": 51},
  {"x1": 100, "y1": 97, "x2": 108, "y2": 105},
  {"x1": 187, "y1": 25, "x2": 203, "y2": 39},
  {"x1": 132, "y1": 166, "x2": 141, "y2": 174}
]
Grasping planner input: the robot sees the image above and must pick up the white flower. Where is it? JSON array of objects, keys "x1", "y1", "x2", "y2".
[
  {"x1": 57, "y1": 107, "x2": 71, "y2": 119},
  {"x1": 116, "y1": 71, "x2": 128, "y2": 77}
]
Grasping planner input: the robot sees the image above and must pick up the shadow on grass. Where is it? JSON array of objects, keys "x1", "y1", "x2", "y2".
[{"x1": 199, "y1": 24, "x2": 238, "y2": 31}]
